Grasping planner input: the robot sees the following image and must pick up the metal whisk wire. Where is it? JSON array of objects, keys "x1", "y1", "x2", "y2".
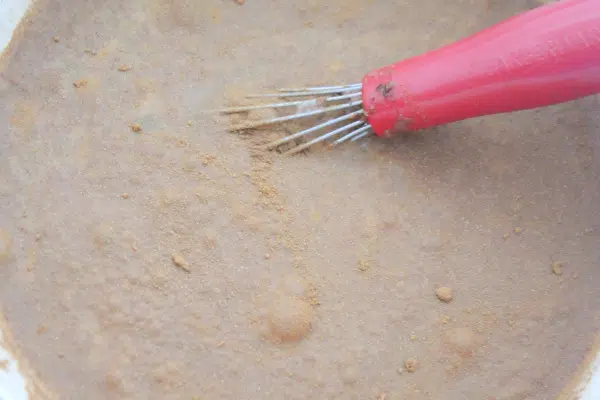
[{"x1": 213, "y1": 83, "x2": 374, "y2": 154}]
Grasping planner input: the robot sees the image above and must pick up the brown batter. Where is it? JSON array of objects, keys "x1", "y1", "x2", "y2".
[{"x1": 1, "y1": 0, "x2": 599, "y2": 399}]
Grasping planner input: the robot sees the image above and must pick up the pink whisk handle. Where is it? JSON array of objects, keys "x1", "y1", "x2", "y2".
[{"x1": 362, "y1": 0, "x2": 600, "y2": 137}]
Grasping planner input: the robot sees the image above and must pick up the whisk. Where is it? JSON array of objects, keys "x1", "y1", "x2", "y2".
[{"x1": 216, "y1": 0, "x2": 600, "y2": 155}]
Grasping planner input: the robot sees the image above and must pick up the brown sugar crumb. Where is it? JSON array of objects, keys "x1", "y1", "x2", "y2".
[
  {"x1": 118, "y1": 64, "x2": 132, "y2": 72},
  {"x1": 130, "y1": 123, "x2": 142, "y2": 133},
  {"x1": 121, "y1": 193, "x2": 130, "y2": 199},
  {"x1": 53, "y1": 36, "x2": 60, "y2": 42},
  {"x1": 405, "y1": 358, "x2": 419, "y2": 373},
  {"x1": 73, "y1": 79, "x2": 88, "y2": 88},
  {"x1": 172, "y1": 253, "x2": 191, "y2": 272}
]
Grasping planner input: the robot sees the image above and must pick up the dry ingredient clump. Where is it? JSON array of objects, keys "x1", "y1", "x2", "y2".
[
  {"x1": 267, "y1": 294, "x2": 313, "y2": 343},
  {"x1": 405, "y1": 358, "x2": 419, "y2": 373},
  {"x1": 172, "y1": 253, "x2": 190, "y2": 272},
  {"x1": 73, "y1": 79, "x2": 88, "y2": 88},
  {"x1": 551, "y1": 261, "x2": 564, "y2": 276},
  {"x1": 130, "y1": 123, "x2": 142, "y2": 133},
  {"x1": 436, "y1": 286, "x2": 454, "y2": 303}
]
